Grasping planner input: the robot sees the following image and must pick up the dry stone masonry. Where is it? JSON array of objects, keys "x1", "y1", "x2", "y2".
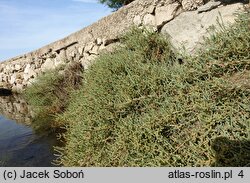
[{"x1": 0, "y1": 0, "x2": 247, "y2": 93}]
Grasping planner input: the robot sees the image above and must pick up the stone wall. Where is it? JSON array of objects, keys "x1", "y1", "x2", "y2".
[{"x1": 0, "y1": 0, "x2": 246, "y2": 92}]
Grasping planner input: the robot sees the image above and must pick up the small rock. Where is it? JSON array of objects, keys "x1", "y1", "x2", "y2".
[
  {"x1": 146, "y1": 5, "x2": 156, "y2": 14},
  {"x1": 99, "y1": 44, "x2": 106, "y2": 51},
  {"x1": 54, "y1": 57, "x2": 65, "y2": 67},
  {"x1": 12, "y1": 84, "x2": 23, "y2": 93},
  {"x1": 16, "y1": 79, "x2": 23, "y2": 84},
  {"x1": 24, "y1": 64, "x2": 31, "y2": 74},
  {"x1": 197, "y1": 1, "x2": 222, "y2": 13},
  {"x1": 133, "y1": 15, "x2": 142, "y2": 26},
  {"x1": 143, "y1": 14, "x2": 156, "y2": 26},
  {"x1": 78, "y1": 45, "x2": 85, "y2": 55},
  {"x1": 10, "y1": 74, "x2": 16, "y2": 85},
  {"x1": 89, "y1": 45, "x2": 99, "y2": 55},
  {"x1": 41, "y1": 58, "x2": 56, "y2": 72},
  {"x1": 23, "y1": 68, "x2": 36, "y2": 81},
  {"x1": 182, "y1": 0, "x2": 204, "y2": 11},
  {"x1": 155, "y1": 3, "x2": 180, "y2": 28},
  {"x1": 96, "y1": 38, "x2": 103, "y2": 46},
  {"x1": 14, "y1": 64, "x2": 22, "y2": 71},
  {"x1": 84, "y1": 42, "x2": 95, "y2": 53}
]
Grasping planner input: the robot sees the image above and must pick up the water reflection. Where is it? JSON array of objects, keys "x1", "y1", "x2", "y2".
[
  {"x1": 0, "y1": 95, "x2": 58, "y2": 167},
  {"x1": 0, "y1": 95, "x2": 34, "y2": 125}
]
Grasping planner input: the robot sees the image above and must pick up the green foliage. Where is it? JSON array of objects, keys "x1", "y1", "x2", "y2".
[
  {"x1": 56, "y1": 11, "x2": 250, "y2": 167},
  {"x1": 99, "y1": 0, "x2": 134, "y2": 10},
  {"x1": 27, "y1": 10, "x2": 250, "y2": 166},
  {"x1": 196, "y1": 9, "x2": 250, "y2": 77},
  {"x1": 24, "y1": 62, "x2": 83, "y2": 129}
]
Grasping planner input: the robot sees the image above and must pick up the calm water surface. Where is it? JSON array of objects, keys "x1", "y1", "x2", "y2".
[{"x1": 0, "y1": 95, "x2": 58, "y2": 167}]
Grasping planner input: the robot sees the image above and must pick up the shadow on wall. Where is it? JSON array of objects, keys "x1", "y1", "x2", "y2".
[{"x1": 211, "y1": 137, "x2": 250, "y2": 167}]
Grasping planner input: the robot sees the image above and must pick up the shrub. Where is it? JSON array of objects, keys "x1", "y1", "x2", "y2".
[
  {"x1": 24, "y1": 62, "x2": 83, "y2": 129},
  {"x1": 26, "y1": 10, "x2": 250, "y2": 166},
  {"x1": 57, "y1": 12, "x2": 250, "y2": 166}
]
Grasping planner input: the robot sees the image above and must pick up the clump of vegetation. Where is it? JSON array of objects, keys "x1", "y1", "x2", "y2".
[
  {"x1": 24, "y1": 62, "x2": 83, "y2": 129},
  {"x1": 56, "y1": 10, "x2": 250, "y2": 167},
  {"x1": 26, "y1": 9, "x2": 250, "y2": 166},
  {"x1": 196, "y1": 9, "x2": 250, "y2": 77}
]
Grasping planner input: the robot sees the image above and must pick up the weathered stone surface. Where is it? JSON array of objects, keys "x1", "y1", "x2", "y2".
[
  {"x1": 54, "y1": 57, "x2": 65, "y2": 67},
  {"x1": 0, "y1": 82, "x2": 6, "y2": 88},
  {"x1": 143, "y1": 14, "x2": 156, "y2": 26},
  {"x1": 12, "y1": 84, "x2": 23, "y2": 93},
  {"x1": 23, "y1": 68, "x2": 36, "y2": 81},
  {"x1": 69, "y1": 50, "x2": 76, "y2": 58},
  {"x1": 78, "y1": 45, "x2": 85, "y2": 55},
  {"x1": 197, "y1": 0, "x2": 222, "y2": 13},
  {"x1": 14, "y1": 64, "x2": 22, "y2": 71},
  {"x1": 161, "y1": 3, "x2": 244, "y2": 53},
  {"x1": 133, "y1": 15, "x2": 142, "y2": 26},
  {"x1": 146, "y1": 5, "x2": 156, "y2": 14},
  {"x1": 101, "y1": 42, "x2": 122, "y2": 53},
  {"x1": 155, "y1": 2, "x2": 181, "y2": 27},
  {"x1": 41, "y1": 58, "x2": 56, "y2": 72},
  {"x1": 96, "y1": 38, "x2": 103, "y2": 45},
  {"x1": 80, "y1": 55, "x2": 97, "y2": 70},
  {"x1": 89, "y1": 45, "x2": 99, "y2": 55},
  {"x1": 84, "y1": 42, "x2": 95, "y2": 53},
  {"x1": 24, "y1": 64, "x2": 31, "y2": 74},
  {"x1": 16, "y1": 79, "x2": 22, "y2": 84},
  {"x1": 58, "y1": 49, "x2": 67, "y2": 61},
  {"x1": 0, "y1": 73, "x2": 4, "y2": 82},
  {"x1": 182, "y1": 0, "x2": 205, "y2": 11},
  {"x1": 10, "y1": 74, "x2": 16, "y2": 85},
  {"x1": 34, "y1": 60, "x2": 42, "y2": 69}
]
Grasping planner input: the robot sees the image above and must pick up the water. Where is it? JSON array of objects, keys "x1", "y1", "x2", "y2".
[{"x1": 0, "y1": 95, "x2": 58, "y2": 167}]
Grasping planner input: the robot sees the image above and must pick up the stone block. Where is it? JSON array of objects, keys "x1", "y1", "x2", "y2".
[
  {"x1": 12, "y1": 84, "x2": 23, "y2": 93},
  {"x1": 161, "y1": 3, "x2": 244, "y2": 53},
  {"x1": 84, "y1": 42, "x2": 95, "y2": 53},
  {"x1": 155, "y1": 2, "x2": 180, "y2": 28},
  {"x1": 146, "y1": 5, "x2": 156, "y2": 14},
  {"x1": 41, "y1": 58, "x2": 56, "y2": 72},
  {"x1": 89, "y1": 45, "x2": 99, "y2": 55},
  {"x1": 10, "y1": 74, "x2": 16, "y2": 85},
  {"x1": 14, "y1": 64, "x2": 22, "y2": 71},
  {"x1": 133, "y1": 15, "x2": 142, "y2": 26},
  {"x1": 143, "y1": 14, "x2": 156, "y2": 26},
  {"x1": 182, "y1": 0, "x2": 204, "y2": 11},
  {"x1": 96, "y1": 38, "x2": 103, "y2": 46}
]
